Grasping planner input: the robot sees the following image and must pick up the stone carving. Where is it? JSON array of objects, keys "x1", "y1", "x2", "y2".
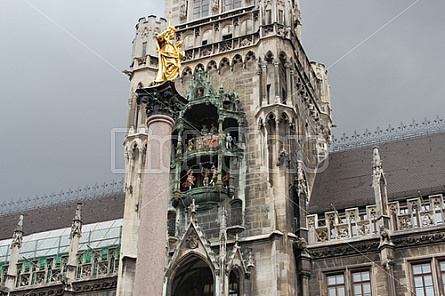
[
  {"x1": 309, "y1": 241, "x2": 380, "y2": 259},
  {"x1": 11, "y1": 215, "x2": 24, "y2": 248},
  {"x1": 180, "y1": 0, "x2": 188, "y2": 19},
  {"x1": 137, "y1": 80, "x2": 187, "y2": 121},
  {"x1": 379, "y1": 225, "x2": 392, "y2": 247},
  {"x1": 296, "y1": 237, "x2": 309, "y2": 256},
  {"x1": 70, "y1": 203, "x2": 82, "y2": 239},
  {"x1": 141, "y1": 27, "x2": 149, "y2": 38},
  {"x1": 240, "y1": 38, "x2": 251, "y2": 46},
  {"x1": 382, "y1": 255, "x2": 394, "y2": 270},
  {"x1": 212, "y1": 0, "x2": 219, "y2": 11},
  {"x1": 0, "y1": 285, "x2": 9, "y2": 296},
  {"x1": 276, "y1": 148, "x2": 289, "y2": 168},
  {"x1": 246, "y1": 248, "x2": 255, "y2": 269},
  {"x1": 186, "y1": 233, "x2": 199, "y2": 249}
]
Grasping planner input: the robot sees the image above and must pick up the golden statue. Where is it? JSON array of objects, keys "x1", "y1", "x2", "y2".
[{"x1": 154, "y1": 26, "x2": 185, "y2": 85}]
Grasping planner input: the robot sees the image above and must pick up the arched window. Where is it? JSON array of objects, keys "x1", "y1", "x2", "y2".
[
  {"x1": 193, "y1": 0, "x2": 210, "y2": 19},
  {"x1": 225, "y1": 0, "x2": 242, "y2": 11},
  {"x1": 229, "y1": 269, "x2": 241, "y2": 295}
]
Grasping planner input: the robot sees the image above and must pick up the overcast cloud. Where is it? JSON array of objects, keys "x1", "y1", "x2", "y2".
[{"x1": 0, "y1": 0, "x2": 444, "y2": 204}]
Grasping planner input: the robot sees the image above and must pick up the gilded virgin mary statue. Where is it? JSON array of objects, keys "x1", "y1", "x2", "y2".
[{"x1": 154, "y1": 26, "x2": 185, "y2": 85}]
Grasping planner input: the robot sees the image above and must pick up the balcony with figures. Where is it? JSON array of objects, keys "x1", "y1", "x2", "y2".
[{"x1": 170, "y1": 69, "x2": 246, "y2": 209}]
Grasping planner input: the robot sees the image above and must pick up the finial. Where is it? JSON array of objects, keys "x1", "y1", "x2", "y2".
[
  {"x1": 190, "y1": 199, "x2": 197, "y2": 223},
  {"x1": 372, "y1": 146, "x2": 382, "y2": 174},
  {"x1": 247, "y1": 248, "x2": 255, "y2": 269},
  {"x1": 70, "y1": 203, "x2": 83, "y2": 238},
  {"x1": 11, "y1": 215, "x2": 24, "y2": 248},
  {"x1": 17, "y1": 214, "x2": 23, "y2": 231},
  {"x1": 75, "y1": 202, "x2": 82, "y2": 221},
  {"x1": 220, "y1": 209, "x2": 227, "y2": 230}
]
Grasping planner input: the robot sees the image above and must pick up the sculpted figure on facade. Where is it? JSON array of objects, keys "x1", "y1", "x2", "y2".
[
  {"x1": 212, "y1": 0, "x2": 219, "y2": 11},
  {"x1": 154, "y1": 26, "x2": 185, "y2": 85},
  {"x1": 180, "y1": 0, "x2": 188, "y2": 19}
]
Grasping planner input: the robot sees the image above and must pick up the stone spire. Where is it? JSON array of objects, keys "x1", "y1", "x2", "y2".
[
  {"x1": 66, "y1": 203, "x2": 82, "y2": 283},
  {"x1": 70, "y1": 203, "x2": 82, "y2": 239},
  {"x1": 6, "y1": 215, "x2": 24, "y2": 289},
  {"x1": 372, "y1": 146, "x2": 389, "y2": 218},
  {"x1": 372, "y1": 147, "x2": 396, "y2": 296},
  {"x1": 11, "y1": 214, "x2": 23, "y2": 248},
  {"x1": 372, "y1": 146, "x2": 383, "y2": 177}
]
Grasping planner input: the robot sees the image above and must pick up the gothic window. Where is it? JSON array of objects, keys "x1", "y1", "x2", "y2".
[
  {"x1": 193, "y1": 0, "x2": 210, "y2": 19},
  {"x1": 407, "y1": 258, "x2": 445, "y2": 295},
  {"x1": 326, "y1": 270, "x2": 372, "y2": 296},
  {"x1": 327, "y1": 274, "x2": 345, "y2": 296},
  {"x1": 142, "y1": 42, "x2": 147, "y2": 56},
  {"x1": 225, "y1": 0, "x2": 242, "y2": 11},
  {"x1": 412, "y1": 262, "x2": 434, "y2": 296},
  {"x1": 352, "y1": 271, "x2": 372, "y2": 296},
  {"x1": 229, "y1": 269, "x2": 241, "y2": 295},
  {"x1": 439, "y1": 261, "x2": 445, "y2": 294}
]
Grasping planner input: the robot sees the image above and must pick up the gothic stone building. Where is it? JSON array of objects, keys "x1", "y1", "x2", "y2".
[{"x1": 0, "y1": 0, "x2": 445, "y2": 295}]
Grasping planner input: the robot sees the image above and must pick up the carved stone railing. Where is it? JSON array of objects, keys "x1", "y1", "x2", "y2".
[
  {"x1": 331, "y1": 116, "x2": 445, "y2": 152},
  {"x1": 180, "y1": 32, "x2": 260, "y2": 63},
  {"x1": 307, "y1": 206, "x2": 378, "y2": 244},
  {"x1": 7, "y1": 247, "x2": 119, "y2": 290},
  {"x1": 307, "y1": 194, "x2": 445, "y2": 244}
]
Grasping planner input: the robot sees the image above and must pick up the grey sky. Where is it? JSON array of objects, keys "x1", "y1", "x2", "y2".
[{"x1": 0, "y1": 0, "x2": 444, "y2": 204}]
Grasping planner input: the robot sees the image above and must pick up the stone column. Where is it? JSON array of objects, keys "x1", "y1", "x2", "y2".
[
  {"x1": 380, "y1": 243, "x2": 396, "y2": 296},
  {"x1": 273, "y1": 58, "x2": 280, "y2": 103},
  {"x1": 6, "y1": 215, "x2": 23, "y2": 290},
  {"x1": 132, "y1": 81, "x2": 187, "y2": 296}
]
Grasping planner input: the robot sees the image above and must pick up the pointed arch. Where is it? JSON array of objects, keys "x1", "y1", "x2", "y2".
[
  {"x1": 232, "y1": 54, "x2": 243, "y2": 71},
  {"x1": 228, "y1": 267, "x2": 243, "y2": 295},
  {"x1": 182, "y1": 32, "x2": 195, "y2": 49},
  {"x1": 265, "y1": 51, "x2": 274, "y2": 64},
  {"x1": 181, "y1": 66, "x2": 193, "y2": 85},
  {"x1": 169, "y1": 254, "x2": 215, "y2": 296},
  {"x1": 202, "y1": 27, "x2": 214, "y2": 45},
  {"x1": 182, "y1": 66, "x2": 193, "y2": 78},
  {"x1": 194, "y1": 63, "x2": 205, "y2": 74},
  {"x1": 279, "y1": 51, "x2": 288, "y2": 64},
  {"x1": 206, "y1": 60, "x2": 218, "y2": 72},
  {"x1": 220, "y1": 57, "x2": 231, "y2": 76},
  {"x1": 245, "y1": 51, "x2": 256, "y2": 62}
]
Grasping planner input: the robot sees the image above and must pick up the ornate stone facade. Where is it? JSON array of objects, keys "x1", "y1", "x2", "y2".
[{"x1": 2, "y1": 1, "x2": 445, "y2": 296}]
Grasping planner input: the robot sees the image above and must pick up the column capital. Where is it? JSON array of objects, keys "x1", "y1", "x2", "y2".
[{"x1": 136, "y1": 81, "x2": 187, "y2": 121}]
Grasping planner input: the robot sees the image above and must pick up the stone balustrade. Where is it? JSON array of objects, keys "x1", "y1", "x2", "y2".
[
  {"x1": 0, "y1": 247, "x2": 119, "y2": 290},
  {"x1": 307, "y1": 194, "x2": 445, "y2": 244}
]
